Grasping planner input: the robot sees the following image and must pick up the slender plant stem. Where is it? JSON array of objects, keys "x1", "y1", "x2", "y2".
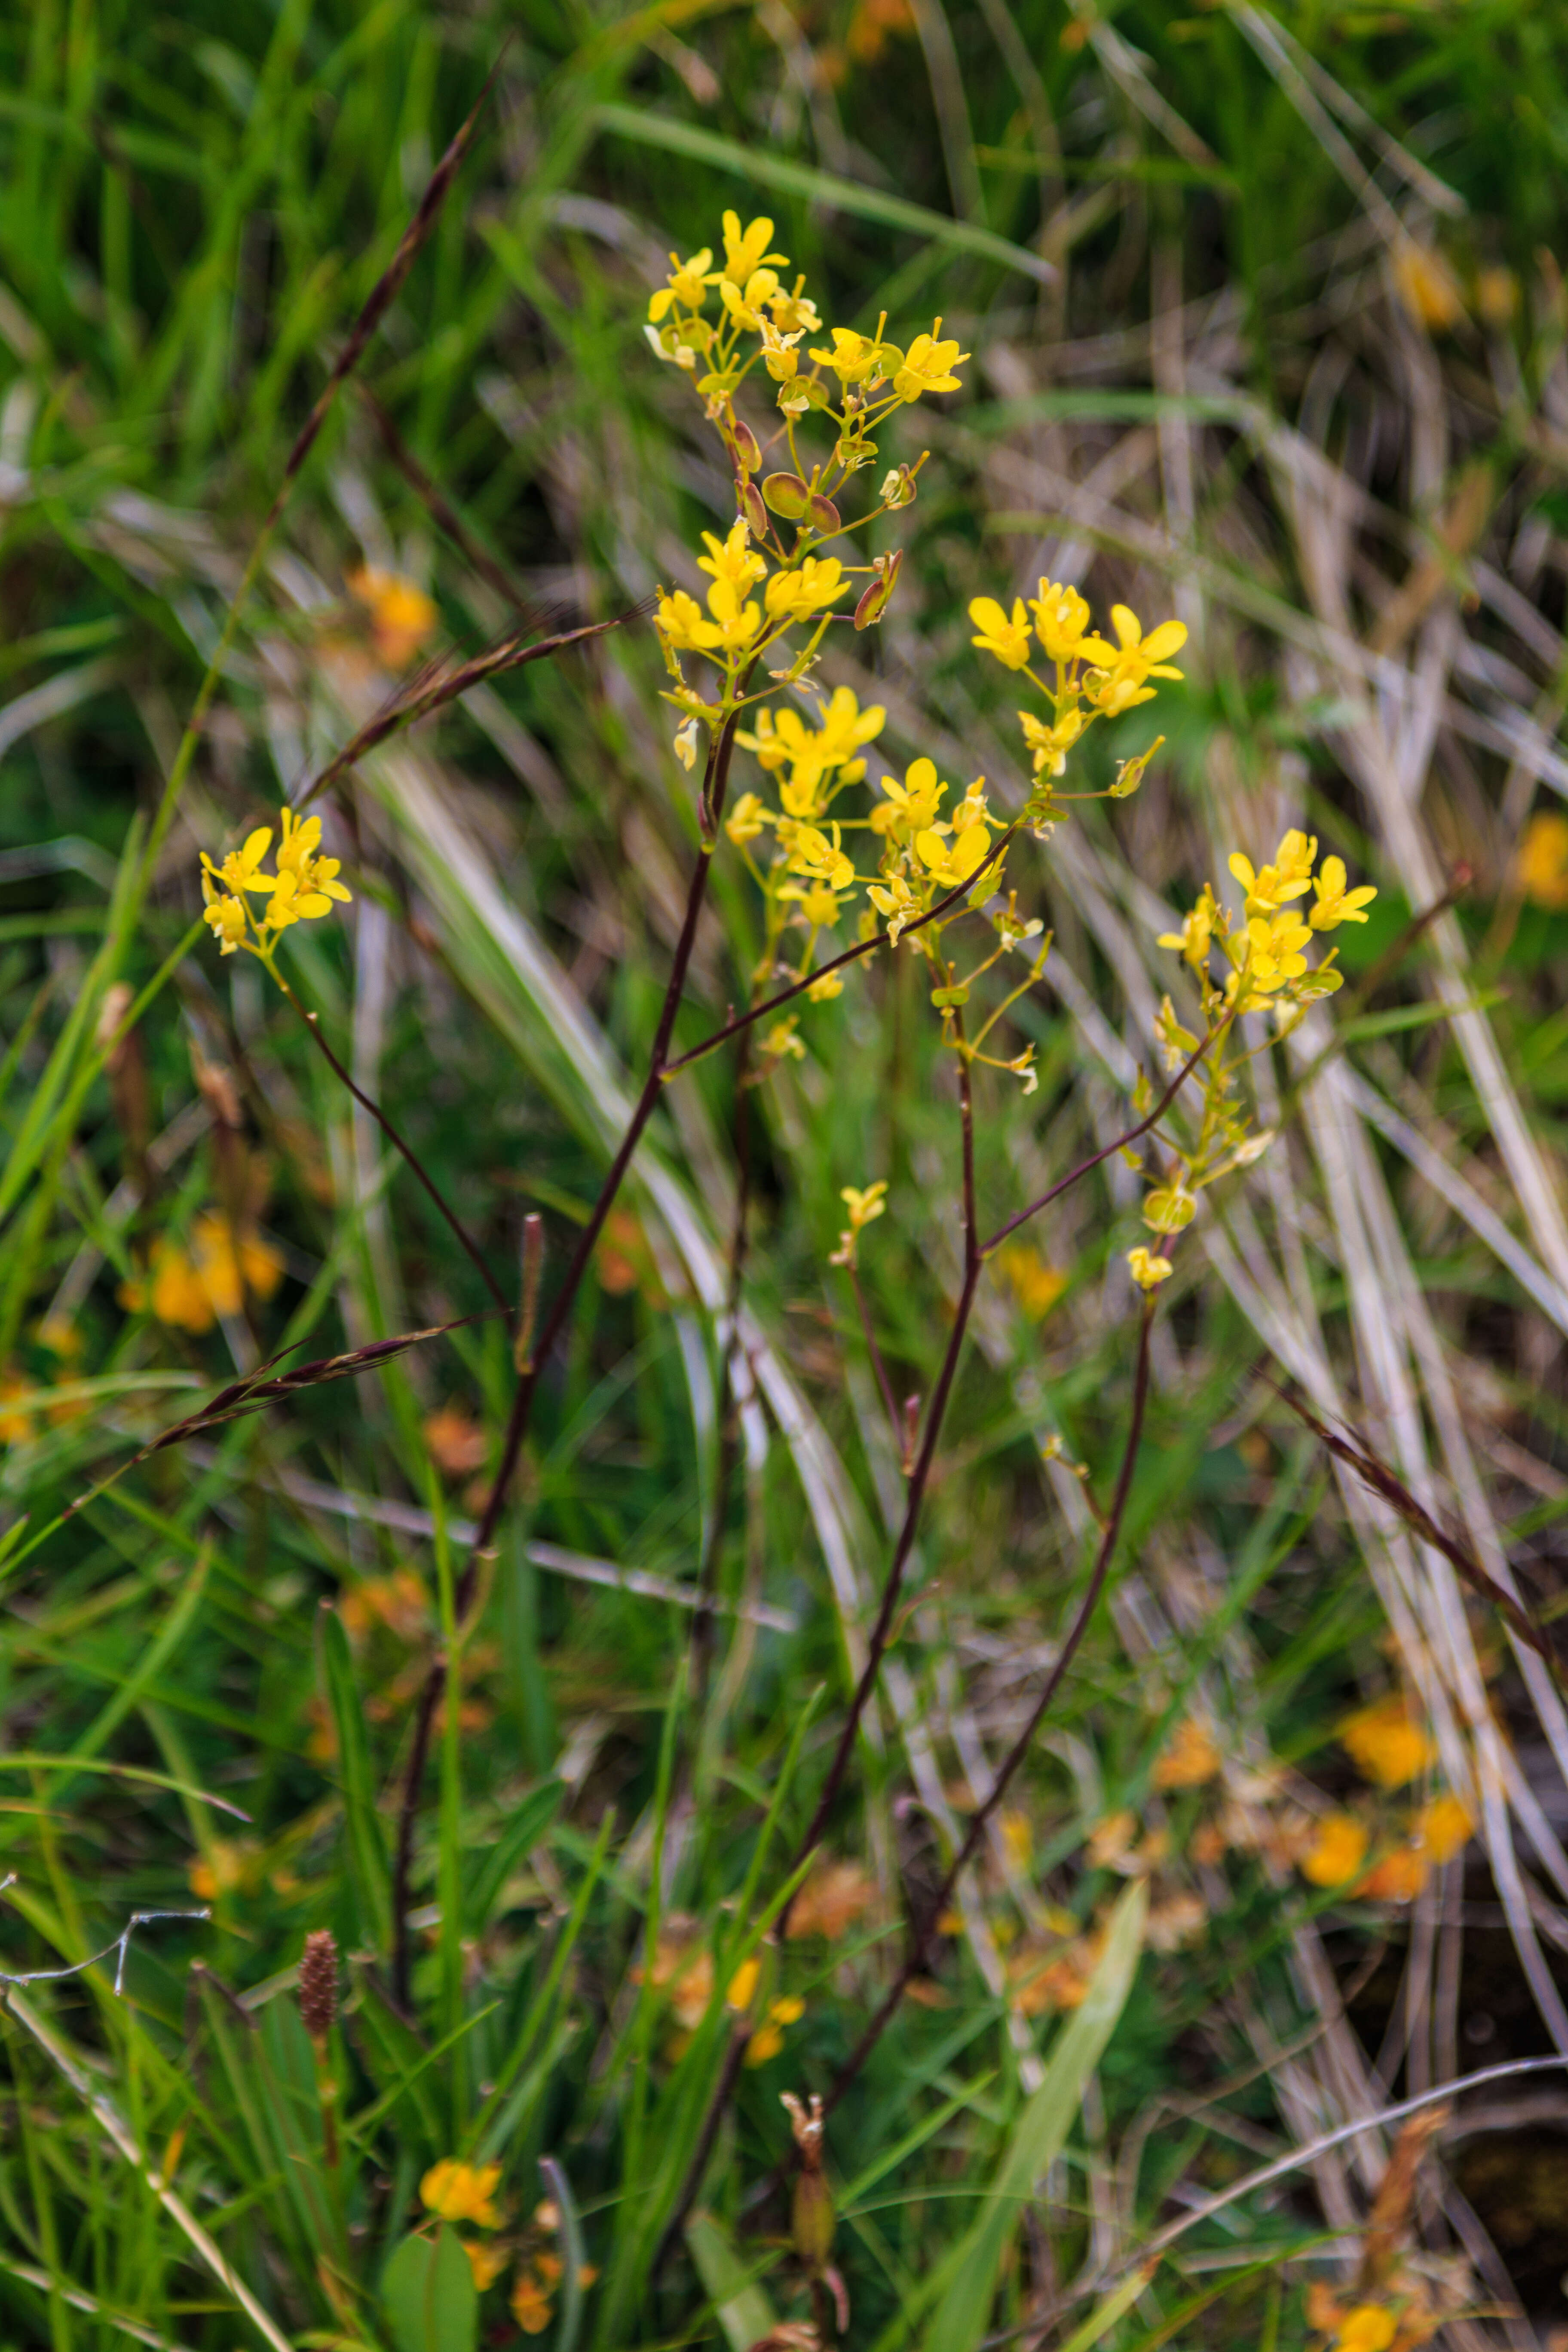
[
  {"x1": 981, "y1": 1019, "x2": 1227, "y2": 1257},
  {"x1": 778, "y1": 1022, "x2": 982, "y2": 1936},
  {"x1": 389, "y1": 706, "x2": 747, "y2": 2000},
  {"x1": 271, "y1": 974, "x2": 508, "y2": 1314},
  {"x1": 693, "y1": 1023, "x2": 755, "y2": 1706},
  {"x1": 850, "y1": 1262, "x2": 902, "y2": 1454},
  {"x1": 825, "y1": 1296, "x2": 1157, "y2": 2111},
  {"x1": 660, "y1": 825, "x2": 1021, "y2": 1080}
]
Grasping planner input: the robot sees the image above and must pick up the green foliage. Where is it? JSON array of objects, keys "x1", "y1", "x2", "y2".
[{"x1": 0, "y1": 3, "x2": 1563, "y2": 2349}]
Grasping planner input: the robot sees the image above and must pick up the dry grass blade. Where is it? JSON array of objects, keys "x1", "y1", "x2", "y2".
[
  {"x1": 60, "y1": 1313, "x2": 497, "y2": 1516},
  {"x1": 1271, "y1": 1379, "x2": 1568, "y2": 1681},
  {"x1": 266, "y1": 41, "x2": 512, "y2": 521},
  {"x1": 294, "y1": 604, "x2": 650, "y2": 810}
]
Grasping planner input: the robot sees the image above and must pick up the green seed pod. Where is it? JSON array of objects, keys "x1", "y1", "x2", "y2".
[
  {"x1": 791, "y1": 2164, "x2": 835, "y2": 2274},
  {"x1": 740, "y1": 480, "x2": 769, "y2": 538},
  {"x1": 732, "y1": 420, "x2": 762, "y2": 472},
  {"x1": 763, "y1": 472, "x2": 810, "y2": 518},
  {"x1": 807, "y1": 493, "x2": 841, "y2": 536}
]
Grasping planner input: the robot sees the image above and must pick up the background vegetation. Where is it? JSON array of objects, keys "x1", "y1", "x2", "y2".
[{"x1": 2, "y1": 0, "x2": 1568, "y2": 2346}]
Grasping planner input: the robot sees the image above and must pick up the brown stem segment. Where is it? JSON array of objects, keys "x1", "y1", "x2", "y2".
[
  {"x1": 389, "y1": 708, "x2": 746, "y2": 2000},
  {"x1": 778, "y1": 1024, "x2": 982, "y2": 1937},
  {"x1": 981, "y1": 1021, "x2": 1225, "y2": 1258},
  {"x1": 274, "y1": 979, "x2": 508, "y2": 1315},
  {"x1": 660, "y1": 825, "x2": 1021, "y2": 1080},
  {"x1": 826, "y1": 1296, "x2": 1157, "y2": 2111}
]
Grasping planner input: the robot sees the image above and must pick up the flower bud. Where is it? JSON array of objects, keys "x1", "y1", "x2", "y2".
[
  {"x1": 763, "y1": 472, "x2": 810, "y2": 518},
  {"x1": 854, "y1": 549, "x2": 903, "y2": 631}
]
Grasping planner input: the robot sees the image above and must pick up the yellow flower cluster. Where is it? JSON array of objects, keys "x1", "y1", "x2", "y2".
[
  {"x1": 968, "y1": 579, "x2": 1186, "y2": 821},
  {"x1": 1122, "y1": 829, "x2": 1376, "y2": 1293},
  {"x1": 200, "y1": 810, "x2": 351, "y2": 965},
  {"x1": 418, "y1": 2164, "x2": 595, "y2": 2331},
  {"x1": 1297, "y1": 1696, "x2": 1471, "y2": 1903},
  {"x1": 647, "y1": 213, "x2": 965, "y2": 739},
  {"x1": 119, "y1": 1213, "x2": 284, "y2": 1334}
]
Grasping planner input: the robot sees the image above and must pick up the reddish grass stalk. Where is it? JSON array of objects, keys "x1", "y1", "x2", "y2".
[
  {"x1": 389, "y1": 706, "x2": 746, "y2": 2000},
  {"x1": 826, "y1": 1296, "x2": 1157, "y2": 2111},
  {"x1": 272, "y1": 977, "x2": 508, "y2": 1315},
  {"x1": 778, "y1": 1032, "x2": 981, "y2": 1938}
]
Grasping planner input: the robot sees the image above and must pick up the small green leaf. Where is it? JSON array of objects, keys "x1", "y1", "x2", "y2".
[{"x1": 382, "y1": 2228, "x2": 476, "y2": 2352}]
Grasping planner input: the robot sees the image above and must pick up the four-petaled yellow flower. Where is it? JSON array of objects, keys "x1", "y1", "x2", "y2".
[
  {"x1": 720, "y1": 211, "x2": 787, "y2": 287},
  {"x1": 1229, "y1": 831, "x2": 1316, "y2": 916},
  {"x1": 647, "y1": 247, "x2": 717, "y2": 321},
  {"x1": 199, "y1": 811, "x2": 352, "y2": 963},
  {"x1": 1030, "y1": 579, "x2": 1092, "y2": 663},
  {"x1": 779, "y1": 819, "x2": 855, "y2": 891},
  {"x1": 1127, "y1": 1245, "x2": 1174, "y2": 1290},
  {"x1": 1019, "y1": 706, "x2": 1085, "y2": 778},
  {"x1": 764, "y1": 556, "x2": 847, "y2": 623},
  {"x1": 969, "y1": 595, "x2": 1033, "y2": 671},
  {"x1": 873, "y1": 756, "x2": 947, "y2": 838},
  {"x1": 1242, "y1": 910, "x2": 1311, "y2": 992},
  {"x1": 809, "y1": 325, "x2": 890, "y2": 386},
  {"x1": 914, "y1": 819, "x2": 992, "y2": 890},
  {"x1": 894, "y1": 325, "x2": 969, "y2": 401},
  {"x1": 1080, "y1": 605, "x2": 1188, "y2": 714},
  {"x1": 698, "y1": 518, "x2": 766, "y2": 596},
  {"x1": 420, "y1": 2159, "x2": 502, "y2": 2229},
  {"x1": 1310, "y1": 854, "x2": 1377, "y2": 930}
]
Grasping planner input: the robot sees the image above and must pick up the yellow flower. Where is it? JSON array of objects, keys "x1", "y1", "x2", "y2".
[
  {"x1": 725, "y1": 793, "x2": 771, "y2": 845},
  {"x1": 1152, "y1": 1717, "x2": 1220, "y2": 1790},
  {"x1": 812, "y1": 685, "x2": 885, "y2": 770},
  {"x1": 1157, "y1": 886, "x2": 1217, "y2": 969},
  {"x1": 510, "y1": 2268, "x2": 553, "y2": 2336},
  {"x1": 348, "y1": 567, "x2": 437, "y2": 668},
  {"x1": 841, "y1": 1181, "x2": 888, "y2": 1235},
  {"x1": 913, "y1": 822, "x2": 991, "y2": 890},
  {"x1": 745, "y1": 1995, "x2": 805, "y2": 2067},
  {"x1": 761, "y1": 1018, "x2": 805, "y2": 1062},
  {"x1": 202, "y1": 826, "x2": 274, "y2": 897},
  {"x1": 202, "y1": 888, "x2": 248, "y2": 955},
  {"x1": 726, "y1": 1956, "x2": 761, "y2": 2010},
  {"x1": 779, "y1": 819, "x2": 855, "y2": 891},
  {"x1": 995, "y1": 1243, "x2": 1067, "y2": 1320},
  {"x1": 1416, "y1": 1792, "x2": 1473, "y2": 1865},
  {"x1": 893, "y1": 325, "x2": 968, "y2": 401},
  {"x1": 1080, "y1": 605, "x2": 1187, "y2": 714},
  {"x1": 1243, "y1": 910, "x2": 1311, "y2": 992},
  {"x1": 1334, "y1": 2305, "x2": 1397, "y2": 2352},
  {"x1": 420, "y1": 2159, "x2": 502, "y2": 2229},
  {"x1": 764, "y1": 556, "x2": 847, "y2": 624},
  {"x1": 1517, "y1": 810, "x2": 1568, "y2": 909},
  {"x1": 968, "y1": 595, "x2": 1032, "y2": 671},
  {"x1": 720, "y1": 211, "x2": 788, "y2": 287},
  {"x1": 1393, "y1": 242, "x2": 1463, "y2": 333},
  {"x1": 874, "y1": 755, "x2": 947, "y2": 837},
  {"x1": 698, "y1": 518, "x2": 766, "y2": 597},
  {"x1": 1299, "y1": 1812, "x2": 1369, "y2": 1887},
  {"x1": 704, "y1": 577, "x2": 762, "y2": 648},
  {"x1": 719, "y1": 266, "x2": 781, "y2": 326},
  {"x1": 1308, "y1": 854, "x2": 1376, "y2": 931},
  {"x1": 1229, "y1": 831, "x2": 1316, "y2": 916},
  {"x1": 647, "y1": 246, "x2": 717, "y2": 321},
  {"x1": 1030, "y1": 578, "x2": 1092, "y2": 662},
  {"x1": 808, "y1": 325, "x2": 889, "y2": 386},
  {"x1": 655, "y1": 588, "x2": 722, "y2": 653},
  {"x1": 1358, "y1": 1842, "x2": 1428, "y2": 1902},
  {"x1": 866, "y1": 872, "x2": 918, "y2": 943},
  {"x1": 463, "y1": 2239, "x2": 508, "y2": 2290},
  {"x1": 787, "y1": 882, "x2": 842, "y2": 928},
  {"x1": 1340, "y1": 1696, "x2": 1436, "y2": 1790},
  {"x1": 1126, "y1": 1245, "x2": 1173, "y2": 1291},
  {"x1": 1018, "y1": 706, "x2": 1085, "y2": 778},
  {"x1": 769, "y1": 277, "x2": 821, "y2": 334},
  {"x1": 807, "y1": 970, "x2": 844, "y2": 1001}
]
